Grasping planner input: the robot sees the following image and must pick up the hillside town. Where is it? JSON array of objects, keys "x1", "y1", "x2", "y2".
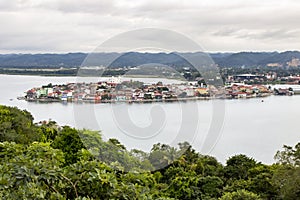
[
  {"x1": 22, "y1": 76, "x2": 280, "y2": 103},
  {"x1": 225, "y1": 72, "x2": 300, "y2": 85}
]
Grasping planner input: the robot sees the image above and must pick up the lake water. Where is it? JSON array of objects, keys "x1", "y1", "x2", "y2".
[{"x1": 1, "y1": 74, "x2": 299, "y2": 164}]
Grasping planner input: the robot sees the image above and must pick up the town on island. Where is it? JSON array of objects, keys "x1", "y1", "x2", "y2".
[{"x1": 20, "y1": 74, "x2": 298, "y2": 103}]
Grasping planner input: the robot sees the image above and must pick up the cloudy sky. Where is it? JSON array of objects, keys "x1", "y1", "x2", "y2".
[{"x1": 1, "y1": 0, "x2": 300, "y2": 53}]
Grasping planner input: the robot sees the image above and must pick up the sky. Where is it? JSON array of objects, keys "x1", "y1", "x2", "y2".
[{"x1": 1, "y1": 0, "x2": 300, "y2": 53}]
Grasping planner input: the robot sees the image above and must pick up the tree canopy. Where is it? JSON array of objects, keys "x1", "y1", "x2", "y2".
[{"x1": 0, "y1": 104, "x2": 299, "y2": 199}]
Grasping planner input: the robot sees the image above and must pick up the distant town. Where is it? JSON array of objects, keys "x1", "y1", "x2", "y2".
[{"x1": 21, "y1": 73, "x2": 300, "y2": 104}]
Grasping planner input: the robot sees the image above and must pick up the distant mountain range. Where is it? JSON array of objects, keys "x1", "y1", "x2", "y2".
[{"x1": 1, "y1": 51, "x2": 300, "y2": 68}]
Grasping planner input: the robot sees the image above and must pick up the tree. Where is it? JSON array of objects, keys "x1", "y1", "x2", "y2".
[
  {"x1": 61, "y1": 161, "x2": 118, "y2": 199},
  {"x1": 224, "y1": 155, "x2": 258, "y2": 181},
  {"x1": 272, "y1": 166, "x2": 300, "y2": 200},
  {"x1": 219, "y1": 190, "x2": 262, "y2": 200},
  {"x1": 0, "y1": 105, "x2": 39, "y2": 144},
  {"x1": 274, "y1": 142, "x2": 300, "y2": 167},
  {"x1": 38, "y1": 123, "x2": 59, "y2": 143},
  {"x1": 273, "y1": 143, "x2": 300, "y2": 199},
  {"x1": 0, "y1": 142, "x2": 65, "y2": 199},
  {"x1": 51, "y1": 126, "x2": 85, "y2": 165},
  {"x1": 247, "y1": 165, "x2": 278, "y2": 198},
  {"x1": 149, "y1": 143, "x2": 178, "y2": 170}
]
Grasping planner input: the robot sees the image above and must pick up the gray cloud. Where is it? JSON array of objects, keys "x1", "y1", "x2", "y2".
[
  {"x1": 238, "y1": 29, "x2": 300, "y2": 40},
  {"x1": 37, "y1": 0, "x2": 116, "y2": 14},
  {"x1": 1, "y1": 0, "x2": 300, "y2": 53},
  {"x1": 213, "y1": 28, "x2": 300, "y2": 41}
]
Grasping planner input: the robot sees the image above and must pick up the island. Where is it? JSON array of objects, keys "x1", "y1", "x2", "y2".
[{"x1": 21, "y1": 77, "x2": 277, "y2": 103}]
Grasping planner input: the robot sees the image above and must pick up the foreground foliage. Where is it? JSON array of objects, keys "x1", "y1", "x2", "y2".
[{"x1": 0, "y1": 105, "x2": 299, "y2": 199}]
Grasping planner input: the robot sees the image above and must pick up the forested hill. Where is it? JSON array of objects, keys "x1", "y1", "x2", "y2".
[
  {"x1": 1, "y1": 51, "x2": 300, "y2": 68},
  {"x1": 0, "y1": 104, "x2": 300, "y2": 199}
]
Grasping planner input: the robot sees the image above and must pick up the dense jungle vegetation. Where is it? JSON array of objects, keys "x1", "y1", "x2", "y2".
[{"x1": 0, "y1": 105, "x2": 299, "y2": 199}]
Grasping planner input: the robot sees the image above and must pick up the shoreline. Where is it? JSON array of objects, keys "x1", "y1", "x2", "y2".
[
  {"x1": 0, "y1": 73, "x2": 298, "y2": 86},
  {"x1": 0, "y1": 73, "x2": 185, "y2": 80},
  {"x1": 22, "y1": 93, "x2": 273, "y2": 104}
]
